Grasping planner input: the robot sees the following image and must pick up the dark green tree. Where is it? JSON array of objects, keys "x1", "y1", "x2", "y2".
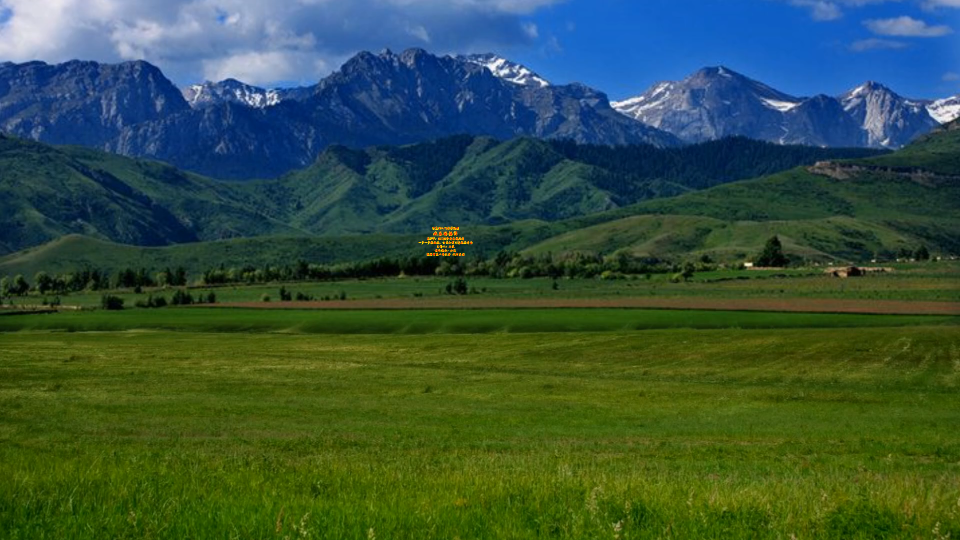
[
  {"x1": 755, "y1": 236, "x2": 789, "y2": 267},
  {"x1": 13, "y1": 274, "x2": 29, "y2": 296},
  {"x1": 914, "y1": 245, "x2": 930, "y2": 261},
  {"x1": 34, "y1": 272, "x2": 53, "y2": 294}
]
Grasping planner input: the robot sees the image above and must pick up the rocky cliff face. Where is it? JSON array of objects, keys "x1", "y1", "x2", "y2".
[
  {"x1": 0, "y1": 60, "x2": 189, "y2": 146},
  {"x1": 840, "y1": 82, "x2": 940, "y2": 148}
]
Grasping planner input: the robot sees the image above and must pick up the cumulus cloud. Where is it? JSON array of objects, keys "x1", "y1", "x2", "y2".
[
  {"x1": 0, "y1": 0, "x2": 562, "y2": 86},
  {"x1": 864, "y1": 15, "x2": 953, "y2": 36}
]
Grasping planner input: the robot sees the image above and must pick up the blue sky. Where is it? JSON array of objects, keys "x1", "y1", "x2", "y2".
[
  {"x1": 507, "y1": 0, "x2": 960, "y2": 99},
  {"x1": 0, "y1": 0, "x2": 956, "y2": 99}
]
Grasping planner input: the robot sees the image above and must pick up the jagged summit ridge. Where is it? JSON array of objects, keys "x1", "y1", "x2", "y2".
[{"x1": 613, "y1": 67, "x2": 952, "y2": 148}]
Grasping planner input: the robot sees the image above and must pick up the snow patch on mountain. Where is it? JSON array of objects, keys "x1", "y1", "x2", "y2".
[
  {"x1": 457, "y1": 53, "x2": 550, "y2": 88},
  {"x1": 612, "y1": 82, "x2": 675, "y2": 121},
  {"x1": 927, "y1": 96, "x2": 960, "y2": 124},
  {"x1": 183, "y1": 79, "x2": 283, "y2": 109},
  {"x1": 761, "y1": 98, "x2": 801, "y2": 112}
]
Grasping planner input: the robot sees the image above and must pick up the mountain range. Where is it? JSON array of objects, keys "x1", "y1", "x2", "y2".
[
  {"x1": 612, "y1": 67, "x2": 952, "y2": 148},
  {"x1": 1, "y1": 49, "x2": 957, "y2": 180}
]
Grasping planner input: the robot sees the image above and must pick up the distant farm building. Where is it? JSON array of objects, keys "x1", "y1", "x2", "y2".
[{"x1": 824, "y1": 266, "x2": 893, "y2": 278}]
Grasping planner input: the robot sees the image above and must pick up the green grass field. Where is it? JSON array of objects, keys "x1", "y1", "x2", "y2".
[
  {"x1": 2, "y1": 261, "x2": 957, "y2": 538},
  {"x1": 2, "y1": 323, "x2": 959, "y2": 539},
  {"x1": 0, "y1": 307, "x2": 957, "y2": 334}
]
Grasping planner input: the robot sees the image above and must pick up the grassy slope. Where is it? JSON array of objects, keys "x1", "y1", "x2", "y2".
[
  {"x1": 1, "y1": 126, "x2": 954, "y2": 271},
  {"x1": 523, "y1": 128, "x2": 960, "y2": 260},
  {"x1": 237, "y1": 136, "x2": 886, "y2": 235},
  {"x1": 0, "y1": 136, "x2": 303, "y2": 254},
  {"x1": 1, "y1": 326, "x2": 959, "y2": 538},
  {"x1": 856, "y1": 121, "x2": 960, "y2": 174},
  {"x1": 0, "y1": 219, "x2": 568, "y2": 276},
  {"x1": 0, "y1": 234, "x2": 421, "y2": 277}
]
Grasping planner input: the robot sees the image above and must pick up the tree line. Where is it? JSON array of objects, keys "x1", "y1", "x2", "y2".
[
  {"x1": 1, "y1": 252, "x2": 706, "y2": 299},
  {"x1": 1, "y1": 237, "x2": 937, "y2": 302}
]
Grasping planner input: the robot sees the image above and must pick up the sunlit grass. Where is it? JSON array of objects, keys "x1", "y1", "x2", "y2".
[{"x1": 1, "y1": 326, "x2": 959, "y2": 538}]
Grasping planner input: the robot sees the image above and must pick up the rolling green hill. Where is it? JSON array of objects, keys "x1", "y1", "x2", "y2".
[
  {"x1": 0, "y1": 223, "x2": 560, "y2": 277},
  {"x1": 0, "y1": 135, "x2": 304, "y2": 255},
  {"x1": 1, "y1": 125, "x2": 956, "y2": 275},
  {"x1": 251, "y1": 136, "x2": 884, "y2": 234},
  {"x1": 853, "y1": 119, "x2": 960, "y2": 174},
  {"x1": 522, "y1": 121, "x2": 960, "y2": 261},
  {"x1": 0, "y1": 132, "x2": 881, "y2": 256}
]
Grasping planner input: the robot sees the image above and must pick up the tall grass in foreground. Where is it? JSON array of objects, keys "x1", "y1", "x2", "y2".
[{"x1": 1, "y1": 327, "x2": 959, "y2": 538}]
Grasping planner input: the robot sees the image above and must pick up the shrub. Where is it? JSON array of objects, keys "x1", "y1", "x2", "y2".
[
  {"x1": 171, "y1": 290, "x2": 194, "y2": 306},
  {"x1": 100, "y1": 295, "x2": 124, "y2": 310}
]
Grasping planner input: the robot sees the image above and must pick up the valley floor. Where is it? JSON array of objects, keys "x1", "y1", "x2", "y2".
[{"x1": 1, "y1": 308, "x2": 959, "y2": 538}]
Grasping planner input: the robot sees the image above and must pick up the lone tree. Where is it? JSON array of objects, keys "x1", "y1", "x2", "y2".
[
  {"x1": 755, "y1": 236, "x2": 789, "y2": 267},
  {"x1": 914, "y1": 245, "x2": 930, "y2": 261}
]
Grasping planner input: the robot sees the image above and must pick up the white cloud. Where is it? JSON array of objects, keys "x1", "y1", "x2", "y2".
[
  {"x1": 786, "y1": 0, "x2": 906, "y2": 21},
  {"x1": 864, "y1": 15, "x2": 953, "y2": 36},
  {"x1": 944, "y1": 71, "x2": 960, "y2": 80},
  {"x1": 923, "y1": 0, "x2": 960, "y2": 7},
  {"x1": 522, "y1": 23, "x2": 539, "y2": 39},
  {"x1": 0, "y1": 0, "x2": 563, "y2": 86},
  {"x1": 850, "y1": 37, "x2": 910, "y2": 50},
  {"x1": 790, "y1": 0, "x2": 843, "y2": 21}
]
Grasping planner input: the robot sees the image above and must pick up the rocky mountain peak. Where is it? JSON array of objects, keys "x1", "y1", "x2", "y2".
[{"x1": 613, "y1": 66, "x2": 946, "y2": 148}]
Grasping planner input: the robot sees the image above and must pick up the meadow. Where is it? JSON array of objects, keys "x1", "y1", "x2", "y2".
[
  {"x1": 2, "y1": 311, "x2": 960, "y2": 538},
  {"x1": 1, "y1": 261, "x2": 958, "y2": 538},
  {"x1": 9, "y1": 261, "x2": 960, "y2": 311}
]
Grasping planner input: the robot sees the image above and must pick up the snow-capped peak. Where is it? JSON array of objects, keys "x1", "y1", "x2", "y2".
[
  {"x1": 927, "y1": 95, "x2": 960, "y2": 124},
  {"x1": 840, "y1": 81, "x2": 898, "y2": 112},
  {"x1": 182, "y1": 79, "x2": 283, "y2": 109},
  {"x1": 457, "y1": 53, "x2": 550, "y2": 88}
]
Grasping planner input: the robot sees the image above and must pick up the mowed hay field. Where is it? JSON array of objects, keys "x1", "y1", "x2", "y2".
[{"x1": 2, "y1": 315, "x2": 960, "y2": 538}]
